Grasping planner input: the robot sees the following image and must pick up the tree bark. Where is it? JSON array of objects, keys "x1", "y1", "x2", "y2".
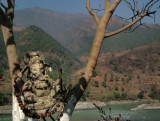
[
  {"x1": 59, "y1": 1, "x2": 123, "y2": 120},
  {"x1": 1, "y1": 24, "x2": 26, "y2": 121}
]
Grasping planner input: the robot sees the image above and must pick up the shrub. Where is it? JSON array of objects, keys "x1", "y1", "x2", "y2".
[
  {"x1": 0, "y1": 92, "x2": 11, "y2": 105},
  {"x1": 113, "y1": 92, "x2": 120, "y2": 99},
  {"x1": 101, "y1": 81, "x2": 106, "y2": 88},
  {"x1": 115, "y1": 86, "x2": 119, "y2": 91},
  {"x1": 110, "y1": 74, "x2": 113, "y2": 82},
  {"x1": 138, "y1": 90, "x2": 144, "y2": 99},
  {"x1": 92, "y1": 70, "x2": 97, "y2": 77},
  {"x1": 137, "y1": 75, "x2": 140, "y2": 79},
  {"x1": 114, "y1": 66, "x2": 118, "y2": 71},
  {"x1": 121, "y1": 92, "x2": 127, "y2": 99},
  {"x1": 104, "y1": 73, "x2": 107, "y2": 82},
  {"x1": 115, "y1": 76, "x2": 119, "y2": 82},
  {"x1": 94, "y1": 81, "x2": 99, "y2": 87},
  {"x1": 158, "y1": 66, "x2": 160, "y2": 71}
]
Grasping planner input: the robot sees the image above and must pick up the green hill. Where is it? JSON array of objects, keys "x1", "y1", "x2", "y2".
[{"x1": 0, "y1": 25, "x2": 81, "y2": 82}]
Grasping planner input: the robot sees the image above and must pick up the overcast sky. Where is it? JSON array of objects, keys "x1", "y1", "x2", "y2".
[{"x1": 8, "y1": 0, "x2": 160, "y2": 24}]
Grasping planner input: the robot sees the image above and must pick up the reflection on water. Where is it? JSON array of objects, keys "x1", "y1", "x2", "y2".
[{"x1": 1, "y1": 102, "x2": 160, "y2": 121}]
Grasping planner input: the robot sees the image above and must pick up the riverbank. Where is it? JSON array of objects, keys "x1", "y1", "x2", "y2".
[
  {"x1": 1, "y1": 100, "x2": 160, "y2": 114},
  {"x1": 131, "y1": 103, "x2": 160, "y2": 110},
  {"x1": 0, "y1": 105, "x2": 12, "y2": 114},
  {"x1": 0, "y1": 101, "x2": 106, "y2": 114},
  {"x1": 75, "y1": 101, "x2": 106, "y2": 110}
]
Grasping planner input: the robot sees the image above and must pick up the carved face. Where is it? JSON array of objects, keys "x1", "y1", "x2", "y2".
[{"x1": 29, "y1": 58, "x2": 44, "y2": 78}]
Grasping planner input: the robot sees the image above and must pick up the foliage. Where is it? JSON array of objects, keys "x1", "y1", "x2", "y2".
[
  {"x1": 114, "y1": 86, "x2": 119, "y2": 91},
  {"x1": 113, "y1": 92, "x2": 120, "y2": 99},
  {"x1": 110, "y1": 73, "x2": 113, "y2": 82},
  {"x1": 94, "y1": 81, "x2": 99, "y2": 87},
  {"x1": 101, "y1": 81, "x2": 106, "y2": 88},
  {"x1": 149, "y1": 84, "x2": 160, "y2": 100},
  {"x1": 121, "y1": 92, "x2": 127, "y2": 99},
  {"x1": 137, "y1": 75, "x2": 140, "y2": 79},
  {"x1": 92, "y1": 70, "x2": 97, "y2": 77},
  {"x1": 101, "y1": 73, "x2": 107, "y2": 88},
  {"x1": 138, "y1": 90, "x2": 144, "y2": 99},
  {"x1": 0, "y1": 91, "x2": 11, "y2": 106},
  {"x1": 115, "y1": 76, "x2": 119, "y2": 82}
]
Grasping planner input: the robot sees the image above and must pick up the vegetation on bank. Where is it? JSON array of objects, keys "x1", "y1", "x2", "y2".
[{"x1": 0, "y1": 91, "x2": 11, "y2": 106}]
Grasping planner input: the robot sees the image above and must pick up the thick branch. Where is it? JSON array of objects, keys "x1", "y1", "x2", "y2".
[
  {"x1": 110, "y1": 0, "x2": 122, "y2": 11},
  {"x1": 105, "y1": 0, "x2": 111, "y2": 9},
  {"x1": 7, "y1": 0, "x2": 15, "y2": 8},
  {"x1": 86, "y1": 0, "x2": 99, "y2": 25},
  {"x1": 104, "y1": 13, "x2": 148, "y2": 38}
]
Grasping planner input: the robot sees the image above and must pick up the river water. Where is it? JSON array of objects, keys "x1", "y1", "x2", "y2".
[{"x1": 0, "y1": 102, "x2": 160, "y2": 121}]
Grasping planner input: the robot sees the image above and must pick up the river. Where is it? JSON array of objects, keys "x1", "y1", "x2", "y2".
[{"x1": 0, "y1": 102, "x2": 160, "y2": 121}]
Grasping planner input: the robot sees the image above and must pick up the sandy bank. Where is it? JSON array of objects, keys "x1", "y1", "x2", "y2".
[
  {"x1": 75, "y1": 101, "x2": 106, "y2": 110},
  {"x1": 131, "y1": 103, "x2": 160, "y2": 110},
  {"x1": 0, "y1": 105, "x2": 12, "y2": 114}
]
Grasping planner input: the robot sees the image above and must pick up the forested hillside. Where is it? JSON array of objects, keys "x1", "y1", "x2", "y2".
[{"x1": 0, "y1": 25, "x2": 81, "y2": 82}]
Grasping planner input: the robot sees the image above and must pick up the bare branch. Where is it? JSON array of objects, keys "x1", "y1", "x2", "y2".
[
  {"x1": 143, "y1": 0, "x2": 159, "y2": 13},
  {"x1": 110, "y1": 0, "x2": 122, "y2": 12},
  {"x1": 124, "y1": 0, "x2": 137, "y2": 12},
  {"x1": 0, "y1": 1, "x2": 7, "y2": 10},
  {"x1": 104, "y1": 13, "x2": 148, "y2": 38},
  {"x1": 93, "y1": 8, "x2": 105, "y2": 15},
  {"x1": 86, "y1": 0, "x2": 100, "y2": 25},
  {"x1": 136, "y1": 0, "x2": 139, "y2": 13}
]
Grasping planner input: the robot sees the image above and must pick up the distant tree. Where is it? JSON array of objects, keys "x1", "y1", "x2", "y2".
[
  {"x1": 104, "y1": 73, "x2": 107, "y2": 82},
  {"x1": 110, "y1": 73, "x2": 114, "y2": 82},
  {"x1": 121, "y1": 92, "x2": 127, "y2": 99},
  {"x1": 137, "y1": 75, "x2": 140, "y2": 79},
  {"x1": 113, "y1": 92, "x2": 121, "y2": 99},
  {"x1": 101, "y1": 81, "x2": 106, "y2": 88},
  {"x1": 102, "y1": 73, "x2": 107, "y2": 88},
  {"x1": 138, "y1": 90, "x2": 144, "y2": 99},
  {"x1": 115, "y1": 76, "x2": 119, "y2": 82},
  {"x1": 94, "y1": 81, "x2": 99, "y2": 87},
  {"x1": 0, "y1": 0, "x2": 159, "y2": 121},
  {"x1": 149, "y1": 84, "x2": 160, "y2": 101},
  {"x1": 115, "y1": 86, "x2": 119, "y2": 91}
]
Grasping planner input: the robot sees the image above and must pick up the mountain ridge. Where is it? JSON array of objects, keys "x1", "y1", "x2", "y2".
[{"x1": 14, "y1": 7, "x2": 160, "y2": 55}]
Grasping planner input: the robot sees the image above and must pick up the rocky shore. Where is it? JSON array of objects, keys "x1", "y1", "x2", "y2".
[{"x1": 75, "y1": 101, "x2": 106, "y2": 110}]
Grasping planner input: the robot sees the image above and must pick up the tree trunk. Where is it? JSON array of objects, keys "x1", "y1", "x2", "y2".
[
  {"x1": 59, "y1": 11, "x2": 112, "y2": 121},
  {"x1": 1, "y1": 25, "x2": 26, "y2": 121}
]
